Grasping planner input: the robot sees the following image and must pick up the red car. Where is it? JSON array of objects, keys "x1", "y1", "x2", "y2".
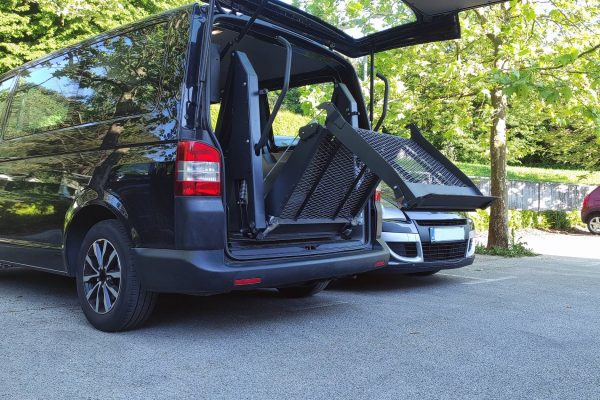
[{"x1": 582, "y1": 186, "x2": 600, "y2": 234}]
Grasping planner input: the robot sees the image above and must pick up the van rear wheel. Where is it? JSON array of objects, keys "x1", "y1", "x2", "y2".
[
  {"x1": 277, "y1": 280, "x2": 331, "y2": 298},
  {"x1": 75, "y1": 220, "x2": 157, "y2": 332}
]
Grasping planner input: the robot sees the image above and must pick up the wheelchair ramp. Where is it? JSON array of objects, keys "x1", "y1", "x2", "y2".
[{"x1": 263, "y1": 103, "x2": 493, "y2": 237}]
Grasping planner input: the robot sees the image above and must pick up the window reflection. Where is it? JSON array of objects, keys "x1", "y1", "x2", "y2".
[
  {"x1": 5, "y1": 23, "x2": 168, "y2": 139},
  {"x1": 0, "y1": 77, "x2": 16, "y2": 134}
]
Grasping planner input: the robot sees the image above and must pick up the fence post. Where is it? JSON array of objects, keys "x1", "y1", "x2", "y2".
[{"x1": 537, "y1": 182, "x2": 541, "y2": 216}]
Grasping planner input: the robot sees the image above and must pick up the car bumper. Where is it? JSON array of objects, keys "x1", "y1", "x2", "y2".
[
  {"x1": 387, "y1": 254, "x2": 474, "y2": 273},
  {"x1": 133, "y1": 241, "x2": 389, "y2": 294},
  {"x1": 381, "y1": 225, "x2": 476, "y2": 273}
]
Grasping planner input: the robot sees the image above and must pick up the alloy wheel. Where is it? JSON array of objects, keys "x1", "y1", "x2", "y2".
[
  {"x1": 590, "y1": 216, "x2": 600, "y2": 234},
  {"x1": 82, "y1": 239, "x2": 122, "y2": 314}
]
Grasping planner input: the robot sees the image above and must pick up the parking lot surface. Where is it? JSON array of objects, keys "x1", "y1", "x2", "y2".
[{"x1": 1, "y1": 254, "x2": 599, "y2": 399}]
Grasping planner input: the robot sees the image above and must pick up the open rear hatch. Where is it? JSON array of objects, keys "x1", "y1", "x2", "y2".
[{"x1": 216, "y1": 0, "x2": 507, "y2": 57}]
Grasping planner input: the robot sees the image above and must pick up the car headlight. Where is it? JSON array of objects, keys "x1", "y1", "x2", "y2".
[{"x1": 467, "y1": 217, "x2": 475, "y2": 231}]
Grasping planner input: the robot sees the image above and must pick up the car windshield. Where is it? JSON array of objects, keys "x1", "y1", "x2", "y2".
[{"x1": 285, "y1": 0, "x2": 417, "y2": 39}]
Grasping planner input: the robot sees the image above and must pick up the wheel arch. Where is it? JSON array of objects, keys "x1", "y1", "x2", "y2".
[
  {"x1": 63, "y1": 197, "x2": 136, "y2": 277},
  {"x1": 584, "y1": 210, "x2": 600, "y2": 223}
]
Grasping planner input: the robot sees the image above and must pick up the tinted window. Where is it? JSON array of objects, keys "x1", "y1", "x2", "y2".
[
  {"x1": 0, "y1": 76, "x2": 16, "y2": 136},
  {"x1": 5, "y1": 58, "x2": 80, "y2": 138},
  {"x1": 75, "y1": 23, "x2": 168, "y2": 122},
  {"x1": 5, "y1": 23, "x2": 168, "y2": 139}
]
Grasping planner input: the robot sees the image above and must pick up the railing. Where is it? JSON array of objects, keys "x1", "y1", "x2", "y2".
[{"x1": 471, "y1": 177, "x2": 597, "y2": 211}]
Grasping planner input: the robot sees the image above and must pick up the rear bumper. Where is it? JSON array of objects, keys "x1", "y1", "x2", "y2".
[{"x1": 133, "y1": 241, "x2": 389, "y2": 294}]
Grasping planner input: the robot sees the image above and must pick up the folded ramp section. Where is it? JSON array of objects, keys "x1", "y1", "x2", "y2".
[
  {"x1": 319, "y1": 103, "x2": 495, "y2": 211},
  {"x1": 264, "y1": 123, "x2": 379, "y2": 238}
]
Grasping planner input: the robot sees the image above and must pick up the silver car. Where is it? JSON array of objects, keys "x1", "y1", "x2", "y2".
[{"x1": 380, "y1": 198, "x2": 476, "y2": 275}]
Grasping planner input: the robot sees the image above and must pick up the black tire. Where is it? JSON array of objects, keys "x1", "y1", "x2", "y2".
[
  {"x1": 409, "y1": 270, "x2": 441, "y2": 276},
  {"x1": 587, "y1": 215, "x2": 600, "y2": 235},
  {"x1": 75, "y1": 220, "x2": 157, "y2": 332},
  {"x1": 277, "y1": 280, "x2": 331, "y2": 298}
]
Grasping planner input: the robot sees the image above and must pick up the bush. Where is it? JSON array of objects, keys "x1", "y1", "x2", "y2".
[
  {"x1": 475, "y1": 229, "x2": 537, "y2": 257},
  {"x1": 467, "y1": 209, "x2": 583, "y2": 232}
]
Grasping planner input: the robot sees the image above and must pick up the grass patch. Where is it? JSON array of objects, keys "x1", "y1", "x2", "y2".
[
  {"x1": 475, "y1": 229, "x2": 537, "y2": 258},
  {"x1": 456, "y1": 162, "x2": 600, "y2": 185},
  {"x1": 476, "y1": 243, "x2": 537, "y2": 257}
]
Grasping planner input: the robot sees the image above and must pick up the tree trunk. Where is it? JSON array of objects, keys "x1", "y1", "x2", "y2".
[{"x1": 487, "y1": 87, "x2": 509, "y2": 248}]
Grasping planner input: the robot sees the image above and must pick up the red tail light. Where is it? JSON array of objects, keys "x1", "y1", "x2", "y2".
[
  {"x1": 374, "y1": 187, "x2": 382, "y2": 202},
  {"x1": 583, "y1": 194, "x2": 590, "y2": 208},
  {"x1": 175, "y1": 141, "x2": 221, "y2": 196}
]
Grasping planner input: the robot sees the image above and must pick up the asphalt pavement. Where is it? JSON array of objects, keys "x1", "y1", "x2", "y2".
[{"x1": 0, "y1": 254, "x2": 599, "y2": 399}]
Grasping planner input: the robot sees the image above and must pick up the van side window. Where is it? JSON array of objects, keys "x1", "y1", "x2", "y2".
[
  {"x1": 4, "y1": 23, "x2": 168, "y2": 139},
  {"x1": 75, "y1": 23, "x2": 168, "y2": 122},
  {"x1": 5, "y1": 57, "x2": 80, "y2": 138},
  {"x1": 0, "y1": 76, "x2": 16, "y2": 136}
]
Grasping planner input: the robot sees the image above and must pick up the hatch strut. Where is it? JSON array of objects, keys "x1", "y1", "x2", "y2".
[{"x1": 220, "y1": 0, "x2": 269, "y2": 58}]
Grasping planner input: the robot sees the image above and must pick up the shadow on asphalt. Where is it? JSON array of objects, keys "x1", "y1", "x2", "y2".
[
  {"x1": 0, "y1": 268, "x2": 74, "y2": 294},
  {"x1": 150, "y1": 272, "x2": 451, "y2": 329},
  {"x1": 328, "y1": 270, "x2": 453, "y2": 293},
  {"x1": 0, "y1": 266, "x2": 452, "y2": 330}
]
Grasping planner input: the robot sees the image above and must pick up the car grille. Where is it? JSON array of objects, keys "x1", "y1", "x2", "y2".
[
  {"x1": 415, "y1": 219, "x2": 466, "y2": 226},
  {"x1": 387, "y1": 242, "x2": 418, "y2": 258},
  {"x1": 422, "y1": 241, "x2": 467, "y2": 261}
]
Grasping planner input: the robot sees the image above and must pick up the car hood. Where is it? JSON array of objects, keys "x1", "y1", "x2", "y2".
[{"x1": 215, "y1": 0, "x2": 507, "y2": 57}]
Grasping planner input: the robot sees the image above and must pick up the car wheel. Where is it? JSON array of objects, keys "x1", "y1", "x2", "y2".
[
  {"x1": 588, "y1": 216, "x2": 600, "y2": 235},
  {"x1": 409, "y1": 270, "x2": 441, "y2": 276},
  {"x1": 76, "y1": 220, "x2": 157, "y2": 332},
  {"x1": 277, "y1": 280, "x2": 331, "y2": 298}
]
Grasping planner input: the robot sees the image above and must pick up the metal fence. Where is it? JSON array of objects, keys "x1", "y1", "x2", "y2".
[{"x1": 471, "y1": 177, "x2": 597, "y2": 211}]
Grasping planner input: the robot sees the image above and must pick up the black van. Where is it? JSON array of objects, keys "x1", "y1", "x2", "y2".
[{"x1": 0, "y1": 0, "x2": 498, "y2": 331}]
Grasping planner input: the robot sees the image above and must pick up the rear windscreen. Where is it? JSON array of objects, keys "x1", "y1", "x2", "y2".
[{"x1": 289, "y1": 0, "x2": 416, "y2": 39}]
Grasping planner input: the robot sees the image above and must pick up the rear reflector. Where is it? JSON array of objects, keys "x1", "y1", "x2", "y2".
[
  {"x1": 374, "y1": 260, "x2": 386, "y2": 267},
  {"x1": 234, "y1": 278, "x2": 262, "y2": 286},
  {"x1": 175, "y1": 141, "x2": 221, "y2": 196}
]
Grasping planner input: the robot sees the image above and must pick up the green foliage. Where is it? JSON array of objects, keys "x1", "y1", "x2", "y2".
[
  {"x1": 271, "y1": 110, "x2": 312, "y2": 137},
  {"x1": 210, "y1": 102, "x2": 314, "y2": 137},
  {"x1": 0, "y1": 0, "x2": 188, "y2": 75},
  {"x1": 364, "y1": 0, "x2": 600, "y2": 170},
  {"x1": 469, "y1": 209, "x2": 584, "y2": 232},
  {"x1": 476, "y1": 228, "x2": 536, "y2": 257},
  {"x1": 456, "y1": 162, "x2": 600, "y2": 185},
  {"x1": 476, "y1": 242, "x2": 536, "y2": 257}
]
